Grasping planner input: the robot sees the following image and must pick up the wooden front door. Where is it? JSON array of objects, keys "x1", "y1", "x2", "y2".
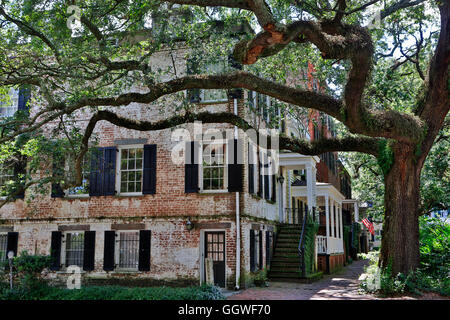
[{"x1": 204, "y1": 231, "x2": 226, "y2": 287}]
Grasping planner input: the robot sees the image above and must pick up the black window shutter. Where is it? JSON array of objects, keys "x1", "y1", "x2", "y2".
[
  {"x1": 249, "y1": 230, "x2": 255, "y2": 272},
  {"x1": 51, "y1": 153, "x2": 65, "y2": 198},
  {"x1": 13, "y1": 156, "x2": 26, "y2": 199},
  {"x1": 83, "y1": 231, "x2": 96, "y2": 271},
  {"x1": 186, "y1": 58, "x2": 201, "y2": 103},
  {"x1": 248, "y1": 163, "x2": 254, "y2": 194},
  {"x1": 185, "y1": 141, "x2": 199, "y2": 193},
  {"x1": 143, "y1": 144, "x2": 157, "y2": 194},
  {"x1": 89, "y1": 147, "x2": 104, "y2": 196},
  {"x1": 103, "y1": 231, "x2": 116, "y2": 272},
  {"x1": 6, "y1": 232, "x2": 18, "y2": 257},
  {"x1": 258, "y1": 231, "x2": 263, "y2": 270},
  {"x1": 228, "y1": 139, "x2": 243, "y2": 192},
  {"x1": 50, "y1": 231, "x2": 62, "y2": 271},
  {"x1": 271, "y1": 175, "x2": 276, "y2": 202},
  {"x1": 264, "y1": 172, "x2": 270, "y2": 200},
  {"x1": 248, "y1": 143, "x2": 254, "y2": 194},
  {"x1": 17, "y1": 86, "x2": 31, "y2": 112},
  {"x1": 138, "y1": 230, "x2": 151, "y2": 271},
  {"x1": 266, "y1": 231, "x2": 271, "y2": 268},
  {"x1": 103, "y1": 147, "x2": 117, "y2": 196},
  {"x1": 257, "y1": 161, "x2": 263, "y2": 197}
]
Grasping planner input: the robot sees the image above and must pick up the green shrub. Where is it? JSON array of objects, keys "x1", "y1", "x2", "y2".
[{"x1": 0, "y1": 283, "x2": 225, "y2": 300}]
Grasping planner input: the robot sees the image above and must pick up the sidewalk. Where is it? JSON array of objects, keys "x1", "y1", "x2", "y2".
[{"x1": 227, "y1": 260, "x2": 448, "y2": 300}]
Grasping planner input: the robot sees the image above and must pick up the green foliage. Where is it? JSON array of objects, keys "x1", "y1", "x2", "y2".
[
  {"x1": 303, "y1": 219, "x2": 319, "y2": 275},
  {"x1": 419, "y1": 216, "x2": 449, "y2": 281},
  {"x1": 359, "y1": 216, "x2": 450, "y2": 297},
  {"x1": 0, "y1": 283, "x2": 225, "y2": 301},
  {"x1": 377, "y1": 140, "x2": 394, "y2": 176},
  {"x1": 253, "y1": 268, "x2": 268, "y2": 287}
]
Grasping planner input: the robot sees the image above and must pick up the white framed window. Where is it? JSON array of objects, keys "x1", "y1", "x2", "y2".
[
  {"x1": 67, "y1": 155, "x2": 90, "y2": 196},
  {"x1": 0, "y1": 88, "x2": 19, "y2": 118},
  {"x1": 199, "y1": 61, "x2": 228, "y2": 103},
  {"x1": 115, "y1": 231, "x2": 140, "y2": 270},
  {"x1": 62, "y1": 231, "x2": 85, "y2": 268},
  {"x1": 117, "y1": 145, "x2": 144, "y2": 195},
  {"x1": 0, "y1": 233, "x2": 7, "y2": 262},
  {"x1": 0, "y1": 163, "x2": 14, "y2": 197},
  {"x1": 200, "y1": 140, "x2": 228, "y2": 192}
]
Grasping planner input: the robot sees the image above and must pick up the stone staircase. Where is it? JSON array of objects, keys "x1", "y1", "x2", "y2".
[{"x1": 268, "y1": 224, "x2": 304, "y2": 280}]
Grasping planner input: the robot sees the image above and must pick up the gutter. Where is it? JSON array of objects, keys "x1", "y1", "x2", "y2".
[{"x1": 234, "y1": 98, "x2": 241, "y2": 291}]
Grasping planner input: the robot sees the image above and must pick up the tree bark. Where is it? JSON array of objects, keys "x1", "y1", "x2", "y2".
[{"x1": 379, "y1": 143, "x2": 422, "y2": 275}]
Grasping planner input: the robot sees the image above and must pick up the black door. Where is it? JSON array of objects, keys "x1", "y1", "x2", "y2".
[{"x1": 205, "y1": 232, "x2": 226, "y2": 287}]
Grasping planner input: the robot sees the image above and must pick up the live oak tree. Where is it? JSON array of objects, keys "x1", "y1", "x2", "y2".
[{"x1": 0, "y1": 0, "x2": 448, "y2": 275}]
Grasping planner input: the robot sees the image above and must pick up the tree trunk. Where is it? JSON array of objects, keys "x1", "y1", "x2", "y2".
[{"x1": 379, "y1": 144, "x2": 422, "y2": 275}]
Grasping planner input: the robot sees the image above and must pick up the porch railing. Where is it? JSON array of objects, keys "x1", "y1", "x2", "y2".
[
  {"x1": 316, "y1": 235, "x2": 327, "y2": 254},
  {"x1": 316, "y1": 237, "x2": 344, "y2": 254}
]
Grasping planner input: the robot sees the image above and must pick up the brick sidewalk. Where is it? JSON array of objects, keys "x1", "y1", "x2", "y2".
[{"x1": 227, "y1": 260, "x2": 448, "y2": 300}]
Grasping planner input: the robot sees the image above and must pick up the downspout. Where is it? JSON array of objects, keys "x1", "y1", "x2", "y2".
[{"x1": 234, "y1": 98, "x2": 241, "y2": 291}]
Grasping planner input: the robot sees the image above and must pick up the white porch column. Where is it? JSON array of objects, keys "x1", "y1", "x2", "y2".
[
  {"x1": 330, "y1": 199, "x2": 335, "y2": 238},
  {"x1": 339, "y1": 204, "x2": 344, "y2": 252},
  {"x1": 306, "y1": 164, "x2": 314, "y2": 216},
  {"x1": 325, "y1": 195, "x2": 330, "y2": 254},
  {"x1": 354, "y1": 201, "x2": 359, "y2": 222}
]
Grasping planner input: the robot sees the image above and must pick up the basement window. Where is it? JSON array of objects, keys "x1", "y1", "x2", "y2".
[
  {"x1": 116, "y1": 231, "x2": 140, "y2": 270},
  {"x1": 63, "y1": 232, "x2": 85, "y2": 268}
]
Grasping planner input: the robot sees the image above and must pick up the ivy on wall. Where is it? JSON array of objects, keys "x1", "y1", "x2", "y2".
[{"x1": 303, "y1": 220, "x2": 319, "y2": 275}]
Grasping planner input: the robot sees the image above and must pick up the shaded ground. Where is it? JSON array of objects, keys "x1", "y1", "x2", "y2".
[{"x1": 226, "y1": 259, "x2": 449, "y2": 300}]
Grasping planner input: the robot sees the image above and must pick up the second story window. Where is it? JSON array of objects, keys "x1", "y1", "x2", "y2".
[
  {"x1": 118, "y1": 147, "x2": 143, "y2": 194},
  {"x1": 201, "y1": 141, "x2": 227, "y2": 191},
  {"x1": 67, "y1": 155, "x2": 90, "y2": 196}
]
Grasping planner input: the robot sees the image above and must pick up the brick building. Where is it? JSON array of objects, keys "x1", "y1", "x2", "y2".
[{"x1": 0, "y1": 23, "x2": 361, "y2": 288}]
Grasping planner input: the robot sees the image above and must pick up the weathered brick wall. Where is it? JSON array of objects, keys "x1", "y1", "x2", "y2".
[{"x1": 0, "y1": 47, "x2": 283, "y2": 287}]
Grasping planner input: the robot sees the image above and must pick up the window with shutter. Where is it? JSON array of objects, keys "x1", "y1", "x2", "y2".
[{"x1": 200, "y1": 140, "x2": 227, "y2": 192}]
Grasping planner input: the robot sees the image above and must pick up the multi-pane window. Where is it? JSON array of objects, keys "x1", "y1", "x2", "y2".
[
  {"x1": 0, "y1": 88, "x2": 19, "y2": 118},
  {"x1": 65, "y1": 232, "x2": 84, "y2": 268},
  {"x1": 202, "y1": 142, "x2": 226, "y2": 191},
  {"x1": 0, "y1": 234, "x2": 7, "y2": 262},
  {"x1": 0, "y1": 164, "x2": 14, "y2": 197},
  {"x1": 119, "y1": 147, "x2": 143, "y2": 194},
  {"x1": 67, "y1": 155, "x2": 90, "y2": 195},
  {"x1": 117, "y1": 231, "x2": 139, "y2": 270},
  {"x1": 200, "y1": 61, "x2": 228, "y2": 102}
]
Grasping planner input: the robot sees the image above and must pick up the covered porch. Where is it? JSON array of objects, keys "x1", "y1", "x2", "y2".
[
  {"x1": 291, "y1": 182, "x2": 345, "y2": 256},
  {"x1": 278, "y1": 152, "x2": 320, "y2": 224}
]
